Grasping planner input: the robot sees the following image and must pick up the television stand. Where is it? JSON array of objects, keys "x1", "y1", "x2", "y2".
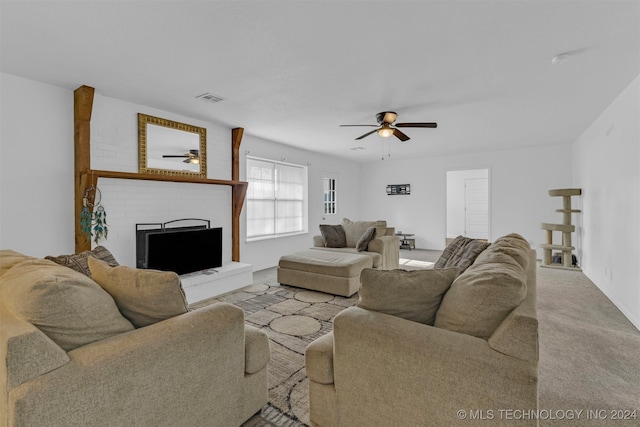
[{"x1": 180, "y1": 262, "x2": 253, "y2": 304}]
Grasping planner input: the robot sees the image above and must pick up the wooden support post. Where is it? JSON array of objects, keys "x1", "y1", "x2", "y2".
[
  {"x1": 231, "y1": 128, "x2": 245, "y2": 262},
  {"x1": 74, "y1": 85, "x2": 95, "y2": 254},
  {"x1": 232, "y1": 127, "x2": 244, "y2": 182}
]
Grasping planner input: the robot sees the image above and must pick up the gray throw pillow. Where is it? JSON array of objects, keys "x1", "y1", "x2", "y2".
[
  {"x1": 356, "y1": 226, "x2": 376, "y2": 252},
  {"x1": 319, "y1": 224, "x2": 347, "y2": 248},
  {"x1": 45, "y1": 245, "x2": 119, "y2": 278},
  {"x1": 357, "y1": 267, "x2": 461, "y2": 325},
  {"x1": 434, "y1": 236, "x2": 490, "y2": 272}
]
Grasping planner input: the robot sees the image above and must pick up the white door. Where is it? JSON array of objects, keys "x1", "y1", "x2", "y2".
[{"x1": 464, "y1": 178, "x2": 489, "y2": 239}]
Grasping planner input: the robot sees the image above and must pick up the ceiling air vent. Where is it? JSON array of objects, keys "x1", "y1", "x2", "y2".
[{"x1": 195, "y1": 93, "x2": 225, "y2": 104}]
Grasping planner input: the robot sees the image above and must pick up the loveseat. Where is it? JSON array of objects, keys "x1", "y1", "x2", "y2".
[
  {"x1": 305, "y1": 234, "x2": 538, "y2": 426},
  {"x1": 277, "y1": 219, "x2": 400, "y2": 296},
  {"x1": 0, "y1": 249, "x2": 270, "y2": 427}
]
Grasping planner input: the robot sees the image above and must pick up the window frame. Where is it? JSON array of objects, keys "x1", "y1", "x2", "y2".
[
  {"x1": 323, "y1": 176, "x2": 337, "y2": 216},
  {"x1": 245, "y1": 156, "x2": 308, "y2": 242}
]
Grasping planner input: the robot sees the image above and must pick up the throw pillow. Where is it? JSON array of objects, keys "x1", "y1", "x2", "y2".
[
  {"x1": 88, "y1": 257, "x2": 189, "y2": 328},
  {"x1": 341, "y1": 218, "x2": 387, "y2": 248},
  {"x1": 0, "y1": 259, "x2": 134, "y2": 351},
  {"x1": 434, "y1": 236, "x2": 490, "y2": 272},
  {"x1": 434, "y1": 237, "x2": 529, "y2": 339},
  {"x1": 45, "y1": 245, "x2": 119, "y2": 278},
  {"x1": 319, "y1": 224, "x2": 347, "y2": 248},
  {"x1": 356, "y1": 227, "x2": 376, "y2": 252},
  {"x1": 357, "y1": 267, "x2": 461, "y2": 325},
  {"x1": 474, "y1": 233, "x2": 530, "y2": 270}
]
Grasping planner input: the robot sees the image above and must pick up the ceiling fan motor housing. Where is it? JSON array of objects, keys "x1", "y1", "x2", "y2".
[{"x1": 377, "y1": 111, "x2": 398, "y2": 124}]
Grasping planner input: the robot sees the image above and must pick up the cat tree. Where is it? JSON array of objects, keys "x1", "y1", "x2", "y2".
[{"x1": 540, "y1": 188, "x2": 582, "y2": 270}]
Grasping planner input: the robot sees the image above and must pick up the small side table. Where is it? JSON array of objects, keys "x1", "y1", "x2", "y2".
[{"x1": 396, "y1": 233, "x2": 415, "y2": 250}]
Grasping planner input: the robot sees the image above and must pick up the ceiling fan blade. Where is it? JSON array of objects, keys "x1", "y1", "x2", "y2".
[
  {"x1": 340, "y1": 124, "x2": 377, "y2": 127},
  {"x1": 162, "y1": 155, "x2": 189, "y2": 158},
  {"x1": 393, "y1": 128, "x2": 410, "y2": 141},
  {"x1": 355, "y1": 129, "x2": 379, "y2": 140},
  {"x1": 395, "y1": 122, "x2": 438, "y2": 128}
]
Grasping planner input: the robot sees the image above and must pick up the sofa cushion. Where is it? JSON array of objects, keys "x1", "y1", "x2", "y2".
[
  {"x1": 279, "y1": 249, "x2": 373, "y2": 277},
  {"x1": 434, "y1": 235, "x2": 490, "y2": 272},
  {"x1": 434, "y1": 235, "x2": 530, "y2": 339},
  {"x1": 356, "y1": 227, "x2": 377, "y2": 252},
  {"x1": 310, "y1": 247, "x2": 383, "y2": 268},
  {"x1": 0, "y1": 249, "x2": 35, "y2": 278},
  {"x1": 341, "y1": 218, "x2": 387, "y2": 248},
  {"x1": 0, "y1": 259, "x2": 134, "y2": 351},
  {"x1": 473, "y1": 233, "x2": 530, "y2": 270},
  {"x1": 45, "y1": 245, "x2": 119, "y2": 278},
  {"x1": 319, "y1": 224, "x2": 347, "y2": 248},
  {"x1": 88, "y1": 257, "x2": 189, "y2": 328},
  {"x1": 357, "y1": 267, "x2": 460, "y2": 325}
]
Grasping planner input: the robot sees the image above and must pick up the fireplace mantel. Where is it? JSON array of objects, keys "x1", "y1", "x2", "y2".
[{"x1": 74, "y1": 85, "x2": 247, "y2": 261}]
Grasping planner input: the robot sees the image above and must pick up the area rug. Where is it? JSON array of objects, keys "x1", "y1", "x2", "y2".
[{"x1": 190, "y1": 281, "x2": 359, "y2": 426}]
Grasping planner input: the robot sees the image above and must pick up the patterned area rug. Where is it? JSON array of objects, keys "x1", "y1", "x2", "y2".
[{"x1": 189, "y1": 281, "x2": 359, "y2": 426}]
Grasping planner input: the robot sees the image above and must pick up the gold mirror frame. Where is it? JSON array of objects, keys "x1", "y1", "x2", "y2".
[{"x1": 138, "y1": 113, "x2": 207, "y2": 178}]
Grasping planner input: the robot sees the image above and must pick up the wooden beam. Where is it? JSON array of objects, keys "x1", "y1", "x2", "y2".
[
  {"x1": 231, "y1": 128, "x2": 245, "y2": 261},
  {"x1": 74, "y1": 85, "x2": 95, "y2": 253},
  {"x1": 83, "y1": 169, "x2": 246, "y2": 186},
  {"x1": 231, "y1": 127, "x2": 244, "y2": 182}
]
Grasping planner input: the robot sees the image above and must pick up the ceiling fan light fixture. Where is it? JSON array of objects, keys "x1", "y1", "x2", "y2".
[{"x1": 378, "y1": 127, "x2": 394, "y2": 138}]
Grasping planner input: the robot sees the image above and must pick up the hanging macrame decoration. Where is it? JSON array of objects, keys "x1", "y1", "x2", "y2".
[{"x1": 80, "y1": 185, "x2": 108, "y2": 244}]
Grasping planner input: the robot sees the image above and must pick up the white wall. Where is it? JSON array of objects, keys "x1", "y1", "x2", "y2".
[
  {"x1": 359, "y1": 144, "x2": 574, "y2": 254},
  {"x1": 0, "y1": 75, "x2": 362, "y2": 271},
  {"x1": 573, "y1": 75, "x2": 640, "y2": 329},
  {"x1": 0, "y1": 73, "x2": 75, "y2": 257},
  {"x1": 239, "y1": 134, "x2": 362, "y2": 270},
  {"x1": 89, "y1": 93, "x2": 235, "y2": 267}
]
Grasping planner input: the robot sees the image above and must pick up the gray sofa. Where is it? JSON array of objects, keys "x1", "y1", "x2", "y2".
[
  {"x1": 305, "y1": 234, "x2": 538, "y2": 426},
  {"x1": 277, "y1": 219, "x2": 400, "y2": 296},
  {"x1": 0, "y1": 249, "x2": 270, "y2": 427}
]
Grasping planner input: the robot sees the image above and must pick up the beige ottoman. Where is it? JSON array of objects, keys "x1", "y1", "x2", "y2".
[{"x1": 277, "y1": 249, "x2": 373, "y2": 297}]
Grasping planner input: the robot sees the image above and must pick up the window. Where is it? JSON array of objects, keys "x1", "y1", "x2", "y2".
[
  {"x1": 246, "y1": 157, "x2": 308, "y2": 240},
  {"x1": 323, "y1": 177, "x2": 337, "y2": 215}
]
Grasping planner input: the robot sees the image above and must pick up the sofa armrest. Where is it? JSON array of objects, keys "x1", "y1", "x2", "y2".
[
  {"x1": 7, "y1": 303, "x2": 252, "y2": 427},
  {"x1": 332, "y1": 307, "x2": 537, "y2": 426},
  {"x1": 366, "y1": 235, "x2": 399, "y2": 269},
  {"x1": 0, "y1": 300, "x2": 70, "y2": 391},
  {"x1": 244, "y1": 324, "x2": 270, "y2": 374},
  {"x1": 305, "y1": 331, "x2": 334, "y2": 384}
]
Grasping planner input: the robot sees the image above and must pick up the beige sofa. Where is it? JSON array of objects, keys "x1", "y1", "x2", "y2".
[
  {"x1": 310, "y1": 219, "x2": 400, "y2": 270},
  {"x1": 0, "y1": 249, "x2": 270, "y2": 427},
  {"x1": 277, "y1": 219, "x2": 400, "y2": 296},
  {"x1": 305, "y1": 234, "x2": 538, "y2": 426}
]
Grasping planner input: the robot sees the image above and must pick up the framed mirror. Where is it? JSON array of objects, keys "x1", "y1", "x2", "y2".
[{"x1": 138, "y1": 113, "x2": 207, "y2": 178}]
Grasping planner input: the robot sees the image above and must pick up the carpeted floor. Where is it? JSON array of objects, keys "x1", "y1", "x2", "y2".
[{"x1": 191, "y1": 249, "x2": 640, "y2": 427}]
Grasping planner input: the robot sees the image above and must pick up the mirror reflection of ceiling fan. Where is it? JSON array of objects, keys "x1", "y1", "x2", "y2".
[
  {"x1": 340, "y1": 111, "x2": 437, "y2": 141},
  {"x1": 162, "y1": 149, "x2": 200, "y2": 164}
]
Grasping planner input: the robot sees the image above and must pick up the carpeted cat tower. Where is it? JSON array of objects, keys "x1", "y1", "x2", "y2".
[{"x1": 540, "y1": 188, "x2": 582, "y2": 270}]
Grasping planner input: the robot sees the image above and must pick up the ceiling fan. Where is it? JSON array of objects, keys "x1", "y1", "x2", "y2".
[
  {"x1": 340, "y1": 111, "x2": 437, "y2": 141},
  {"x1": 162, "y1": 149, "x2": 200, "y2": 164}
]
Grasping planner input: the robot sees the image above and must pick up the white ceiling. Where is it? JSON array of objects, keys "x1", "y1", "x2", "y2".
[{"x1": 1, "y1": 0, "x2": 638, "y2": 162}]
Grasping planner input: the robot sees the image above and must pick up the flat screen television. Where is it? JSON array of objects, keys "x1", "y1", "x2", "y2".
[{"x1": 139, "y1": 227, "x2": 222, "y2": 275}]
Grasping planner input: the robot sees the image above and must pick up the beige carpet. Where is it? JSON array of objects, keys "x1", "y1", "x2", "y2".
[{"x1": 191, "y1": 249, "x2": 640, "y2": 427}]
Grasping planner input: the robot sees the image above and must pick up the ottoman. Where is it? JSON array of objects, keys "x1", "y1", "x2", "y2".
[{"x1": 277, "y1": 249, "x2": 373, "y2": 296}]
